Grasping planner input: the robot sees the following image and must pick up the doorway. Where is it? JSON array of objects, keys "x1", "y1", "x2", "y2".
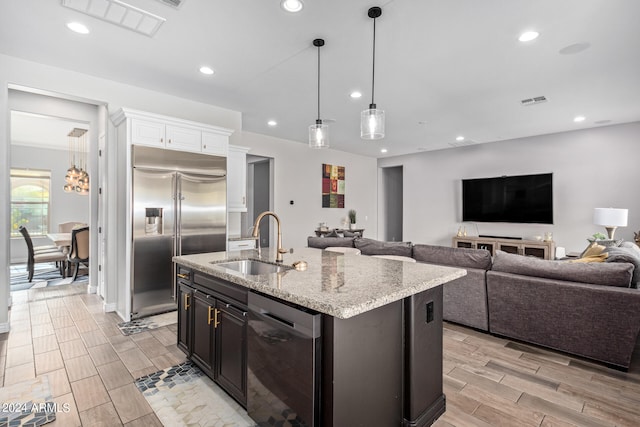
[
  {"x1": 7, "y1": 87, "x2": 105, "y2": 300},
  {"x1": 245, "y1": 155, "x2": 274, "y2": 248},
  {"x1": 381, "y1": 166, "x2": 403, "y2": 242}
]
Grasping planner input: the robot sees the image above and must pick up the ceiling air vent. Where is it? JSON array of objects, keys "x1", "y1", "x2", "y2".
[
  {"x1": 521, "y1": 96, "x2": 547, "y2": 106},
  {"x1": 155, "y1": 0, "x2": 185, "y2": 7},
  {"x1": 448, "y1": 139, "x2": 478, "y2": 148},
  {"x1": 62, "y1": 0, "x2": 166, "y2": 37}
]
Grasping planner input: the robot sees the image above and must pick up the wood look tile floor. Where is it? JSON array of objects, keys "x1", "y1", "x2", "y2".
[{"x1": 2, "y1": 284, "x2": 639, "y2": 426}]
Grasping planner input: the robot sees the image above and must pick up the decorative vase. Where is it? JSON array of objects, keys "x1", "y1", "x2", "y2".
[{"x1": 349, "y1": 223, "x2": 357, "y2": 230}]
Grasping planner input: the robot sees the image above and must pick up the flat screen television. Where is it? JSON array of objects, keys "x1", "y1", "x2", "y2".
[{"x1": 462, "y1": 173, "x2": 553, "y2": 224}]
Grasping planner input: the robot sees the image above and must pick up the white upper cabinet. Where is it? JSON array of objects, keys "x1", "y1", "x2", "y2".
[
  {"x1": 114, "y1": 108, "x2": 233, "y2": 156},
  {"x1": 131, "y1": 118, "x2": 165, "y2": 148},
  {"x1": 202, "y1": 131, "x2": 228, "y2": 156},
  {"x1": 227, "y1": 145, "x2": 250, "y2": 212}
]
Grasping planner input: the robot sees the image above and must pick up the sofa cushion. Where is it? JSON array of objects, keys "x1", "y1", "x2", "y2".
[
  {"x1": 492, "y1": 250, "x2": 633, "y2": 287},
  {"x1": 412, "y1": 244, "x2": 492, "y2": 270},
  {"x1": 307, "y1": 236, "x2": 354, "y2": 249},
  {"x1": 354, "y1": 238, "x2": 412, "y2": 257},
  {"x1": 605, "y1": 244, "x2": 640, "y2": 288}
]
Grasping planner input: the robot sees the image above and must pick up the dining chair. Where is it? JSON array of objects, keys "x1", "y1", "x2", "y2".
[
  {"x1": 68, "y1": 226, "x2": 90, "y2": 281},
  {"x1": 18, "y1": 226, "x2": 67, "y2": 282}
]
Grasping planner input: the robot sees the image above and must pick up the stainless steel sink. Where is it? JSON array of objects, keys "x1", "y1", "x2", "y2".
[{"x1": 211, "y1": 259, "x2": 292, "y2": 275}]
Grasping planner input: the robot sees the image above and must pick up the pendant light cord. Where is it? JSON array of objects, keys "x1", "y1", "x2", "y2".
[
  {"x1": 317, "y1": 43, "x2": 321, "y2": 122},
  {"x1": 371, "y1": 16, "x2": 376, "y2": 107}
]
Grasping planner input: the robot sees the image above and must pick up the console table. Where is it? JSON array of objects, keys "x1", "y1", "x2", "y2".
[
  {"x1": 315, "y1": 228, "x2": 365, "y2": 237},
  {"x1": 452, "y1": 236, "x2": 556, "y2": 260}
]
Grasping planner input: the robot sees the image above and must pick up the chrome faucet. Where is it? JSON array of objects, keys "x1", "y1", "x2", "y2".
[{"x1": 252, "y1": 211, "x2": 287, "y2": 263}]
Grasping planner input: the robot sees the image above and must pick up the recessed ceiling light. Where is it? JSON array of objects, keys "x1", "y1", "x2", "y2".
[
  {"x1": 380, "y1": 148, "x2": 388, "y2": 153},
  {"x1": 281, "y1": 0, "x2": 303, "y2": 13},
  {"x1": 456, "y1": 136, "x2": 465, "y2": 141},
  {"x1": 518, "y1": 31, "x2": 539, "y2": 42},
  {"x1": 267, "y1": 120, "x2": 277, "y2": 127},
  {"x1": 66, "y1": 22, "x2": 90, "y2": 34},
  {"x1": 574, "y1": 115, "x2": 586, "y2": 123},
  {"x1": 199, "y1": 66, "x2": 215, "y2": 75},
  {"x1": 350, "y1": 91, "x2": 362, "y2": 99}
]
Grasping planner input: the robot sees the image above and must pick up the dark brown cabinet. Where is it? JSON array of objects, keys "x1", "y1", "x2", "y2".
[{"x1": 175, "y1": 267, "x2": 248, "y2": 407}]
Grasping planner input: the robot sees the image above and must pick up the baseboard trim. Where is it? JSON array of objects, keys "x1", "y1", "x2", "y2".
[
  {"x1": 103, "y1": 302, "x2": 117, "y2": 312},
  {"x1": 0, "y1": 322, "x2": 10, "y2": 333}
]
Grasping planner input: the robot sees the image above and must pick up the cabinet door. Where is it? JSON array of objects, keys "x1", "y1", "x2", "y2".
[
  {"x1": 192, "y1": 291, "x2": 216, "y2": 377},
  {"x1": 227, "y1": 145, "x2": 249, "y2": 212},
  {"x1": 177, "y1": 283, "x2": 193, "y2": 355},
  {"x1": 523, "y1": 245, "x2": 548, "y2": 259},
  {"x1": 215, "y1": 302, "x2": 247, "y2": 405},
  {"x1": 202, "y1": 131, "x2": 228, "y2": 156},
  {"x1": 498, "y1": 243, "x2": 520, "y2": 255},
  {"x1": 166, "y1": 125, "x2": 201, "y2": 153},
  {"x1": 131, "y1": 118, "x2": 165, "y2": 147}
]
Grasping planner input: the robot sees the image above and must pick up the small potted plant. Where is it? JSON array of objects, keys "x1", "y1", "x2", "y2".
[{"x1": 348, "y1": 209, "x2": 357, "y2": 230}]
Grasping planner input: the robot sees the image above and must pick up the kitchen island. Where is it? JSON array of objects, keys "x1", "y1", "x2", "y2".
[{"x1": 174, "y1": 247, "x2": 466, "y2": 427}]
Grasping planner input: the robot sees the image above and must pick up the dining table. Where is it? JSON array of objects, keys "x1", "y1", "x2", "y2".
[
  {"x1": 47, "y1": 232, "x2": 72, "y2": 253},
  {"x1": 47, "y1": 232, "x2": 73, "y2": 277}
]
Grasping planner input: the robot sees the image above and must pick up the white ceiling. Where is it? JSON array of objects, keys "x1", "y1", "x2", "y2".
[
  {"x1": 11, "y1": 111, "x2": 89, "y2": 151},
  {"x1": 2, "y1": 0, "x2": 640, "y2": 158}
]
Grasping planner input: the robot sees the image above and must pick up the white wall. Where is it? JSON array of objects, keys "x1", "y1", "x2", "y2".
[
  {"x1": 10, "y1": 145, "x2": 90, "y2": 263},
  {"x1": 0, "y1": 53, "x2": 243, "y2": 328},
  {"x1": 378, "y1": 122, "x2": 640, "y2": 254},
  {"x1": 237, "y1": 131, "x2": 378, "y2": 249}
]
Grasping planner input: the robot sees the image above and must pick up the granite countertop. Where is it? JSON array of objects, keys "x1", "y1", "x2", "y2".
[{"x1": 173, "y1": 247, "x2": 466, "y2": 319}]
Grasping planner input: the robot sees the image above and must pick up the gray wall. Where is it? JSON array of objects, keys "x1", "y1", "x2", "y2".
[
  {"x1": 378, "y1": 122, "x2": 640, "y2": 254},
  {"x1": 10, "y1": 145, "x2": 90, "y2": 263},
  {"x1": 382, "y1": 166, "x2": 403, "y2": 242}
]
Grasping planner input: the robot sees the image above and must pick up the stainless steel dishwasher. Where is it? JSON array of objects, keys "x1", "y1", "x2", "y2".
[{"x1": 247, "y1": 292, "x2": 321, "y2": 427}]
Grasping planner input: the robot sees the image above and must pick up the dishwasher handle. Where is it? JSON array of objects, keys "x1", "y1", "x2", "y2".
[{"x1": 249, "y1": 292, "x2": 321, "y2": 339}]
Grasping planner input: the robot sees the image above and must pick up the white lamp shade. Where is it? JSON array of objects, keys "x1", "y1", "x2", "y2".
[
  {"x1": 309, "y1": 122, "x2": 329, "y2": 149},
  {"x1": 360, "y1": 108, "x2": 385, "y2": 140},
  {"x1": 593, "y1": 208, "x2": 628, "y2": 227}
]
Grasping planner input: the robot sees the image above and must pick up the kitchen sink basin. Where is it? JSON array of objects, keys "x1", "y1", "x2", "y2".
[{"x1": 211, "y1": 259, "x2": 292, "y2": 275}]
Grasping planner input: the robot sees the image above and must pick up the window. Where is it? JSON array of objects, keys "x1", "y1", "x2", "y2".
[{"x1": 11, "y1": 168, "x2": 51, "y2": 238}]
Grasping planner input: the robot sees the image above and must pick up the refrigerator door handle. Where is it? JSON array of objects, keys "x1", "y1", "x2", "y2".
[{"x1": 172, "y1": 173, "x2": 179, "y2": 300}]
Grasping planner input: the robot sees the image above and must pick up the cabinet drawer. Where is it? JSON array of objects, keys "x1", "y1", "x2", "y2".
[
  {"x1": 194, "y1": 272, "x2": 248, "y2": 305},
  {"x1": 228, "y1": 239, "x2": 256, "y2": 251}
]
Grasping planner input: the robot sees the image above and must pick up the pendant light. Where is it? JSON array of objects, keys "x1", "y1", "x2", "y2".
[
  {"x1": 309, "y1": 38, "x2": 329, "y2": 149},
  {"x1": 63, "y1": 128, "x2": 89, "y2": 195},
  {"x1": 361, "y1": 6, "x2": 385, "y2": 140}
]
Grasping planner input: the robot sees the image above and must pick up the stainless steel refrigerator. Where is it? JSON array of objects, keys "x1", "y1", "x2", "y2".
[{"x1": 131, "y1": 146, "x2": 226, "y2": 319}]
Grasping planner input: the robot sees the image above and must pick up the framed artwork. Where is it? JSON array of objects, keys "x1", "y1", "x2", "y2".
[{"x1": 322, "y1": 163, "x2": 345, "y2": 208}]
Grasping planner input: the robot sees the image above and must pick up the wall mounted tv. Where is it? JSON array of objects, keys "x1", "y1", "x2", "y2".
[{"x1": 462, "y1": 173, "x2": 553, "y2": 224}]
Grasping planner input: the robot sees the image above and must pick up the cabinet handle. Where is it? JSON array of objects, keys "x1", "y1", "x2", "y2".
[
  {"x1": 177, "y1": 273, "x2": 189, "y2": 279},
  {"x1": 184, "y1": 293, "x2": 190, "y2": 310},
  {"x1": 203, "y1": 144, "x2": 207, "y2": 149},
  {"x1": 214, "y1": 308, "x2": 221, "y2": 328},
  {"x1": 208, "y1": 306, "x2": 214, "y2": 325},
  {"x1": 168, "y1": 139, "x2": 172, "y2": 144},
  {"x1": 160, "y1": 138, "x2": 163, "y2": 143},
  {"x1": 242, "y1": 196, "x2": 245, "y2": 205}
]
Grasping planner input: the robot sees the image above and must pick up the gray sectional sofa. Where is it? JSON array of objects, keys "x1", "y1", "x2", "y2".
[{"x1": 307, "y1": 236, "x2": 640, "y2": 369}]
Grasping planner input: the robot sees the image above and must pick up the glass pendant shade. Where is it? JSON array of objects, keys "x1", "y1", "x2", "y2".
[
  {"x1": 63, "y1": 183, "x2": 74, "y2": 193},
  {"x1": 63, "y1": 128, "x2": 89, "y2": 194},
  {"x1": 309, "y1": 120, "x2": 329, "y2": 149},
  {"x1": 360, "y1": 105, "x2": 385, "y2": 140}
]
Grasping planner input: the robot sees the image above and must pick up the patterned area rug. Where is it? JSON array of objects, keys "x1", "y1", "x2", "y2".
[
  {"x1": 117, "y1": 311, "x2": 177, "y2": 336},
  {"x1": 0, "y1": 376, "x2": 57, "y2": 426},
  {"x1": 10, "y1": 263, "x2": 88, "y2": 292},
  {"x1": 135, "y1": 361, "x2": 256, "y2": 427}
]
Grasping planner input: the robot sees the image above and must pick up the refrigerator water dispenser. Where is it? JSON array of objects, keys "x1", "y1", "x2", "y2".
[{"x1": 145, "y1": 208, "x2": 163, "y2": 234}]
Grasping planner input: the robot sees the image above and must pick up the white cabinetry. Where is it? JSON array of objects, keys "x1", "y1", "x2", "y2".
[
  {"x1": 227, "y1": 145, "x2": 250, "y2": 212},
  {"x1": 123, "y1": 109, "x2": 232, "y2": 155},
  {"x1": 228, "y1": 239, "x2": 256, "y2": 251}
]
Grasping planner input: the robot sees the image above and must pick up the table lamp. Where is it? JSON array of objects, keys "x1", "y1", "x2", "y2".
[{"x1": 593, "y1": 208, "x2": 628, "y2": 239}]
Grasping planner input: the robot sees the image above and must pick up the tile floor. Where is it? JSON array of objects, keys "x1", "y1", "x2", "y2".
[{"x1": 3, "y1": 281, "x2": 640, "y2": 426}]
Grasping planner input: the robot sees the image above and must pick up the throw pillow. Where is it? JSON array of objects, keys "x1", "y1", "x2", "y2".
[
  {"x1": 569, "y1": 253, "x2": 608, "y2": 263},
  {"x1": 605, "y1": 245, "x2": 640, "y2": 289},
  {"x1": 579, "y1": 241, "x2": 606, "y2": 258}
]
